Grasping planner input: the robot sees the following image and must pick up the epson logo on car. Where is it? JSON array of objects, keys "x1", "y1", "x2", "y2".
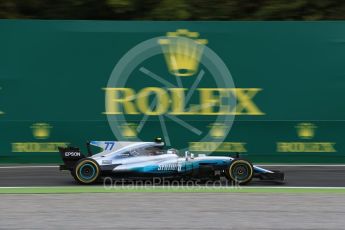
[{"x1": 65, "y1": 152, "x2": 81, "y2": 157}]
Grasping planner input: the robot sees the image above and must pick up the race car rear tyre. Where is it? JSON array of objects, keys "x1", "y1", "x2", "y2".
[
  {"x1": 73, "y1": 158, "x2": 100, "y2": 184},
  {"x1": 226, "y1": 159, "x2": 253, "y2": 185}
]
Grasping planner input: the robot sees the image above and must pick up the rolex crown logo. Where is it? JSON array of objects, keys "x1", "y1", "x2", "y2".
[
  {"x1": 209, "y1": 123, "x2": 227, "y2": 139},
  {"x1": 296, "y1": 123, "x2": 316, "y2": 139},
  {"x1": 120, "y1": 123, "x2": 138, "y2": 138},
  {"x1": 31, "y1": 123, "x2": 52, "y2": 140},
  {"x1": 159, "y1": 29, "x2": 208, "y2": 77},
  {"x1": 209, "y1": 123, "x2": 226, "y2": 139}
]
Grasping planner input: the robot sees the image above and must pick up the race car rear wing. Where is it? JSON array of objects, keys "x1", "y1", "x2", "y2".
[{"x1": 58, "y1": 146, "x2": 85, "y2": 171}]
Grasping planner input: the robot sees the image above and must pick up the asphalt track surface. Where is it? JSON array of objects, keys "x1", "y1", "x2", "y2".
[
  {"x1": 0, "y1": 165, "x2": 345, "y2": 187},
  {"x1": 1, "y1": 193, "x2": 345, "y2": 229},
  {"x1": 1, "y1": 167, "x2": 345, "y2": 230}
]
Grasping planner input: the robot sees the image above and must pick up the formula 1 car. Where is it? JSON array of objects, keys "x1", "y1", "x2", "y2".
[{"x1": 59, "y1": 138, "x2": 284, "y2": 185}]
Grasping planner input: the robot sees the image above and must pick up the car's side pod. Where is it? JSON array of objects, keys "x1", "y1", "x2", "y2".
[{"x1": 58, "y1": 146, "x2": 86, "y2": 171}]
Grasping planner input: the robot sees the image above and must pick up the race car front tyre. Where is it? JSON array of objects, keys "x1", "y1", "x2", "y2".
[
  {"x1": 73, "y1": 158, "x2": 100, "y2": 184},
  {"x1": 226, "y1": 159, "x2": 254, "y2": 185}
]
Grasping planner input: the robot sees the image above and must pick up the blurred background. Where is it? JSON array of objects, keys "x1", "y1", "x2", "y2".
[{"x1": 1, "y1": 0, "x2": 345, "y2": 20}]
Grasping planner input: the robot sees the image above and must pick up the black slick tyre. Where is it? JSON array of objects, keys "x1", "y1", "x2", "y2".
[
  {"x1": 73, "y1": 158, "x2": 100, "y2": 184},
  {"x1": 226, "y1": 159, "x2": 253, "y2": 185}
]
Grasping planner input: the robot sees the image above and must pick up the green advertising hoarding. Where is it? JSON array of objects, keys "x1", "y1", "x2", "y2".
[{"x1": 0, "y1": 20, "x2": 344, "y2": 164}]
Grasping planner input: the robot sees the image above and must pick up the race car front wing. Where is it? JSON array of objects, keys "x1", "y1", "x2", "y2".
[{"x1": 256, "y1": 170, "x2": 285, "y2": 181}]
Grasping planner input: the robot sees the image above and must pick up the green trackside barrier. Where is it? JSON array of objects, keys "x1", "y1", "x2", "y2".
[{"x1": 0, "y1": 20, "x2": 344, "y2": 164}]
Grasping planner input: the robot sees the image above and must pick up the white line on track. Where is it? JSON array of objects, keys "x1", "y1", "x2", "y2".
[
  {"x1": 0, "y1": 186, "x2": 345, "y2": 189},
  {"x1": 0, "y1": 166, "x2": 58, "y2": 169},
  {"x1": 242, "y1": 186, "x2": 345, "y2": 189},
  {"x1": 1, "y1": 165, "x2": 345, "y2": 170},
  {"x1": 258, "y1": 164, "x2": 345, "y2": 167}
]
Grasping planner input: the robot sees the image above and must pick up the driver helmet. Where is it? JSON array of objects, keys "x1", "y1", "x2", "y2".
[{"x1": 167, "y1": 148, "x2": 179, "y2": 155}]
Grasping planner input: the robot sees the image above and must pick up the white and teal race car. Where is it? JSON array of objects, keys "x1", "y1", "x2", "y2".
[{"x1": 59, "y1": 138, "x2": 284, "y2": 185}]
